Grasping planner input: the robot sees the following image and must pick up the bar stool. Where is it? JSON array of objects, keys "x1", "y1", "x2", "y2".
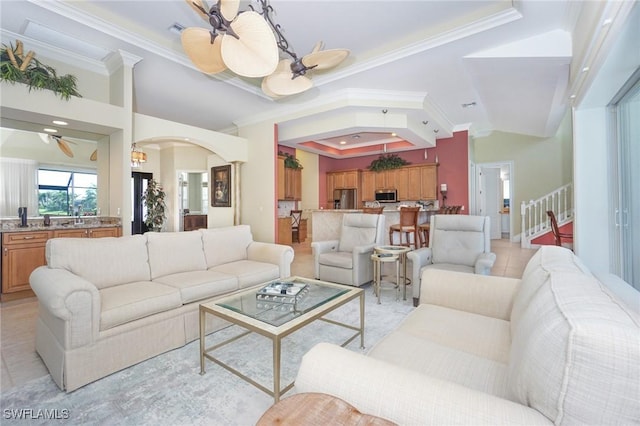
[
  {"x1": 290, "y1": 210, "x2": 302, "y2": 243},
  {"x1": 418, "y1": 223, "x2": 430, "y2": 248},
  {"x1": 388, "y1": 206, "x2": 421, "y2": 248},
  {"x1": 370, "y1": 252, "x2": 400, "y2": 304}
]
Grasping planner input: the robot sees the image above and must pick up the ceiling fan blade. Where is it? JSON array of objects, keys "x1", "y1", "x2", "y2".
[
  {"x1": 184, "y1": 0, "x2": 210, "y2": 23},
  {"x1": 39, "y1": 133, "x2": 51, "y2": 144},
  {"x1": 90, "y1": 149, "x2": 98, "y2": 161},
  {"x1": 302, "y1": 48, "x2": 350, "y2": 71},
  {"x1": 55, "y1": 137, "x2": 74, "y2": 158},
  {"x1": 181, "y1": 27, "x2": 226, "y2": 74},
  {"x1": 262, "y1": 59, "x2": 314, "y2": 97},
  {"x1": 220, "y1": 11, "x2": 278, "y2": 78},
  {"x1": 310, "y1": 40, "x2": 324, "y2": 54},
  {"x1": 219, "y1": 0, "x2": 239, "y2": 22}
]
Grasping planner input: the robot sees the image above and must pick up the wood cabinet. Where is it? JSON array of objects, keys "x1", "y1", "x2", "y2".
[
  {"x1": 1, "y1": 226, "x2": 122, "y2": 299},
  {"x1": 183, "y1": 215, "x2": 207, "y2": 232},
  {"x1": 277, "y1": 217, "x2": 292, "y2": 245},
  {"x1": 327, "y1": 170, "x2": 360, "y2": 205},
  {"x1": 278, "y1": 157, "x2": 302, "y2": 201},
  {"x1": 284, "y1": 168, "x2": 302, "y2": 200},
  {"x1": 358, "y1": 164, "x2": 438, "y2": 202},
  {"x1": 2, "y1": 231, "x2": 51, "y2": 295}
]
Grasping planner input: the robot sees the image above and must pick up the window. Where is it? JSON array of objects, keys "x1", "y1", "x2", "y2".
[{"x1": 38, "y1": 169, "x2": 97, "y2": 216}]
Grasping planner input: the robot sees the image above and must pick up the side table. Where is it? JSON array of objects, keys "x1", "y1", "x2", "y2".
[
  {"x1": 256, "y1": 392, "x2": 397, "y2": 425},
  {"x1": 371, "y1": 252, "x2": 400, "y2": 304},
  {"x1": 374, "y1": 245, "x2": 411, "y2": 300}
]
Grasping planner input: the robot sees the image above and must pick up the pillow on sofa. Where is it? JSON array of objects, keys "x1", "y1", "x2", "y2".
[
  {"x1": 508, "y1": 271, "x2": 640, "y2": 425},
  {"x1": 46, "y1": 235, "x2": 150, "y2": 289},
  {"x1": 201, "y1": 225, "x2": 253, "y2": 268},
  {"x1": 147, "y1": 231, "x2": 207, "y2": 279}
]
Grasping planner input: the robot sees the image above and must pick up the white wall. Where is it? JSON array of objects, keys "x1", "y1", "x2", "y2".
[{"x1": 573, "y1": 3, "x2": 639, "y2": 273}]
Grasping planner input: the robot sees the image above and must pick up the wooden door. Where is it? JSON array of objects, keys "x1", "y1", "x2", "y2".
[{"x1": 89, "y1": 227, "x2": 121, "y2": 238}]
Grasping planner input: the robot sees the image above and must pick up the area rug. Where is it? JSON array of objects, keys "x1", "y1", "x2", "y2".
[{"x1": 1, "y1": 284, "x2": 414, "y2": 425}]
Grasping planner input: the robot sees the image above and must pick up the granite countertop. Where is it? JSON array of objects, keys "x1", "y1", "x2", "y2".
[{"x1": 1, "y1": 217, "x2": 122, "y2": 232}]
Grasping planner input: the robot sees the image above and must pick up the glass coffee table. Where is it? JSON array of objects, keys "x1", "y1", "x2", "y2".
[{"x1": 199, "y1": 276, "x2": 364, "y2": 402}]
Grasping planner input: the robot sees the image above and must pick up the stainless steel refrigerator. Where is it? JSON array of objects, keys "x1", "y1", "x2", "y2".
[{"x1": 333, "y1": 189, "x2": 357, "y2": 209}]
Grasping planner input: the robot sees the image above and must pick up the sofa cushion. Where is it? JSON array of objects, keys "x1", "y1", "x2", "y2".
[
  {"x1": 46, "y1": 235, "x2": 150, "y2": 289},
  {"x1": 370, "y1": 331, "x2": 512, "y2": 400},
  {"x1": 99, "y1": 281, "x2": 182, "y2": 330},
  {"x1": 510, "y1": 246, "x2": 591, "y2": 333},
  {"x1": 338, "y1": 214, "x2": 379, "y2": 252},
  {"x1": 153, "y1": 270, "x2": 238, "y2": 304},
  {"x1": 422, "y1": 263, "x2": 474, "y2": 275},
  {"x1": 209, "y1": 260, "x2": 280, "y2": 289},
  {"x1": 201, "y1": 226, "x2": 252, "y2": 268},
  {"x1": 431, "y1": 215, "x2": 486, "y2": 266},
  {"x1": 399, "y1": 304, "x2": 511, "y2": 364},
  {"x1": 508, "y1": 271, "x2": 640, "y2": 425},
  {"x1": 146, "y1": 231, "x2": 207, "y2": 280}
]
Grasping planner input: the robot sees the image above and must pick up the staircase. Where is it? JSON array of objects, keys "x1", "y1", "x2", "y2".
[{"x1": 520, "y1": 183, "x2": 573, "y2": 248}]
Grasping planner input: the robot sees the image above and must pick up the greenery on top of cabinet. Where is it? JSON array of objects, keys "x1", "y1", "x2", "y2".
[
  {"x1": 279, "y1": 152, "x2": 303, "y2": 169},
  {"x1": 368, "y1": 154, "x2": 409, "y2": 171}
]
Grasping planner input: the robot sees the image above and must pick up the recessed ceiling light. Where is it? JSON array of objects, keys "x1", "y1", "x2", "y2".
[
  {"x1": 602, "y1": 18, "x2": 613, "y2": 27},
  {"x1": 339, "y1": 141, "x2": 346, "y2": 145},
  {"x1": 351, "y1": 134, "x2": 361, "y2": 139},
  {"x1": 43, "y1": 128, "x2": 57, "y2": 133},
  {"x1": 582, "y1": 67, "x2": 589, "y2": 73},
  {"x1": 52, "y1": 120, "x2": 68, "y2": 126},
  {"x1": 391, "y1": 132, "x2": 397, "y2": 137},
  {"x1": 570, "y1": 94, "x2": 576, "y2": 99}
]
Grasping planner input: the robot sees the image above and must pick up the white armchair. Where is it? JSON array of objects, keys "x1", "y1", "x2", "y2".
[
  {"x1": 407, "y1": 214, "x2": 496, "y2": 306},
  {"x1": 312, "y1": 213, "x2": 385, "y2": 286}
]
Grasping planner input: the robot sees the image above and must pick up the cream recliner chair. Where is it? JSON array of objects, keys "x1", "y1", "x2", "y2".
[
  {"x1": 312, "y1": 213, "x2": 385, "y2": 286},
  {"x1": 407, "y1": 214, "x2": 496, "y2": 306}
]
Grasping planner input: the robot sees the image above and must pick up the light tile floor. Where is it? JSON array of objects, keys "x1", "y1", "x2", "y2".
[{"x1": 0, "y1": 238, "x2": 536, "y2": 393}]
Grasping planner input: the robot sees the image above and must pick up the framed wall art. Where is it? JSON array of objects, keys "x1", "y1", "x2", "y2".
[{"x1": 211, "y1": 165, "x2": 231, "y2": 207}]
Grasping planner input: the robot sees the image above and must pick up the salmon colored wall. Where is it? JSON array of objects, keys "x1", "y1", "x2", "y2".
[{"x1": 314, "y1": 130, "x2": 469, "y2": 210}]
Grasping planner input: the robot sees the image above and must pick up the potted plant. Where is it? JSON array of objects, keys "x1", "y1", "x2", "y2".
[
  {"x1": 143, "y1": 179, "x2": 167, "y2": 232},
  {"x1": 368, "y1": 153, "x2": 409, "y2": 171}
]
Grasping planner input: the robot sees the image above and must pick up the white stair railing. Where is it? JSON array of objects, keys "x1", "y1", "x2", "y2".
[{"x1": 520, "y1": 183, "x2": 573, "y2": 248}]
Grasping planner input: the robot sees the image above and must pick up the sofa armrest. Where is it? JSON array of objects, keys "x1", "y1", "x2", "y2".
[
  {"x1": 475, "y1": 252, "x2": 497, "y2": 275},
  {"x1": 247, "y1": 241, "x2": 295, "y2": 278},
  {"x1": 295, "y1": 343, "x2": 551, "y2": 425},
  {"x1": 407, "y1": 247, "x2": 433, "y2": 301},
  {"x1": 29, "y1": 266, "x2": 101, "y2": 348},
  {"x1": 419, "y1": 269, "x2": 520, "y2": 320},
  {"x1": 311, "y1": 240, "x2": 339, "y2": 279}
]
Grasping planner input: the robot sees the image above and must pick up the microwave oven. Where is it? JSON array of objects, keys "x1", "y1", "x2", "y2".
[{"x1": 375, "y1": 189, "x2": 397, "y2": 203}]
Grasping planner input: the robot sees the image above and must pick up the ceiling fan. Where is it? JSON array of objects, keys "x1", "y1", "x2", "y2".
[
  {"x1": 180, "y1": 0, "x2": 279, "y2": 78},
  {"x1": 181, "y1": 0, "x2": 349, "y2": 97},
  {"x1": 38, "y1": 133, "x2": 87, "y2": 159}
]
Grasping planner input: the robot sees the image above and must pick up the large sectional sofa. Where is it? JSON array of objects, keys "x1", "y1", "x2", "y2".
[
  {"x1": 30, "y1": 225, "x2": 294, "y2": 392},
  {"x1": 295, "y1": 246, "x2": 640, "y2": 424}
]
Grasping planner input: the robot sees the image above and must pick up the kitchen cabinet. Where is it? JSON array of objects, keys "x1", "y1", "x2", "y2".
[
  {"x1": 326, "y1": 172, "x2": 335, "y2": 202},
  {"x1": 278, "y1": 156, "x2": 302, "y2": 201},
  {"x1": 328, "y1": 170, "x2": 360, "y2": 190},
  {"x1": 277, "y1": 217, "x2": 292, "y2": 245},
  {"x1": 2, "y1": 231, "x2": 51, "y2": 296},
  {"x1": 419, "y1": 164, "x2": 438, "y2": 199},
  {"x1": 284, "y1": 168, "x2": 302, "y2": 200},
  {"x1": 357, "y1": 164, "x2": 439, "y2": 202},
  {"x1": 1, "y1": 226, "x2": 122, "y2": 300},
  {"x1": 407, "y1": 166, "x2": 423, "y2": 200},
  {"x1": 361, "y1": 171, "x2": 375, "y2": 201}
]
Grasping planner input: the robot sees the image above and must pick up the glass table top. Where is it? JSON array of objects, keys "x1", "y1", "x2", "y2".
[{"x1": 216, "y1": 278, "x2": 350, "y2": 327}]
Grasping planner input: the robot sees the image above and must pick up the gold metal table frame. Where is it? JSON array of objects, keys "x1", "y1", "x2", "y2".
[{"x1": 199, "y1": 277, "x2": 365, "y2": 402}]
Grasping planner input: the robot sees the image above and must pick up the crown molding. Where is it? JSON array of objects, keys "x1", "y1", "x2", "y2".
[
  {"x1": 313, "y1": 6, "x2": 523, "y2": 88},
  {"x1": 0, "y1": 28, "x2": 109, "y2": 75}
]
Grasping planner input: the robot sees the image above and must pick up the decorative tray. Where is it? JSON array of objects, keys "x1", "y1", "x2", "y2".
[{"x1": 256, "y1": 281, "x2": 309, "y2": 304}]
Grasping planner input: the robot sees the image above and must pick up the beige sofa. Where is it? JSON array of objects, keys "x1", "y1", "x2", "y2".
[
  {"x1": 295, "y1": 246, "x2": 640, "y2": 425},
  {"x1": 30, "y1": 225, "x2": 294, "y2": 392}
]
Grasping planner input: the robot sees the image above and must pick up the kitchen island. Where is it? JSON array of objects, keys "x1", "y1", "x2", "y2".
[{"x1": 309, "y1": 208, "x2": 438, "y2": 245}]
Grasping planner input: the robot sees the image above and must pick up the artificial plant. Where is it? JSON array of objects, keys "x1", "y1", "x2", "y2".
[
  {"x1": 1, "y1": 40, "x2": 81, "y2": 100},
  {"x1": 143, "y1": 179, "x2": 167, "y2": 232},
  {"x1": 279, "y1": 151, "x2": 303, "y2": 169},
  {"x1": 368, "y1": 153, "x2": 409, "y2": 172}
]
